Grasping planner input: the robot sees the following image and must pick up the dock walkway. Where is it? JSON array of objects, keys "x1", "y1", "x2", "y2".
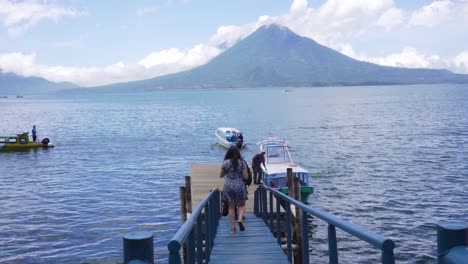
[
  {"x1": 190, "y1": 163, "x2": 256, "y2": 212},
  {"x1": 210, "y1": 213, "x2": 288, "y2": 264}
]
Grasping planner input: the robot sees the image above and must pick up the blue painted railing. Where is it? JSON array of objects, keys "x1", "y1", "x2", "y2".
[
  {"x1": 254, "y1": 185, "x2": 395, "y2": 264},
  {"x1": 167, "y1": 189, "x2": 221, "y2": 264}
]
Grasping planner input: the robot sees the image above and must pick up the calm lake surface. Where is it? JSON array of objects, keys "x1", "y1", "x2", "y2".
[{"x1": 0, "y1": 85, "x2": 467, "y2": 263}]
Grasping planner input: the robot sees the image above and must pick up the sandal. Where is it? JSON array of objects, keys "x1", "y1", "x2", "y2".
[
  {"x1": 238, "y1": 221, "x2": 245, "y2": 231},
  {"x1": 230, "y1": 227, "x2": 236, "y2": 234}
]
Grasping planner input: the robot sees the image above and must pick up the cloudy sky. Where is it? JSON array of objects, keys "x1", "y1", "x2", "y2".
[{"x1": 0, "y1": 0, "x2": 467, "y2": 87}]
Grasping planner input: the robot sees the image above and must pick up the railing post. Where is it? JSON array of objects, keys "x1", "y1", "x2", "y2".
[
  {"x1": 205, "y1": 200, "x2": 212, "y2": 263},
  {"x1": 123, "y1": 231, "x2": 154, "y2": 264},
  {"x1": 276, "y1": 194, "x2": 282, "y2": 245},
  {"x1": 262, "y1": 187, "x2": 268, "y2": 224},
  {"x1": 328, "y1": 224, "x2": 338, "y2": 264},
  {"x1": 196, "y1": 213, "x2": 203, "y2": 264},
  {"x1": 269, "y1": 191, "x2": 274, "y2": 232},
  {"x1": 302, "y1": 211, "x2": 310, "y2": 264},
  {"x1": 254, "y1": 188, "x2": 259, "y2": 216},
  {"x1": 168, "y1": 240, "x2": 182, "y2": 264},
  {"x1": 186, "y1": 229, "x2": 195, "y2": 264},
  {"x1": 286, "y1": 201, "x2": 292, "y2": 263},
  {"x1": 381, "y1": 239, "x2": 395, "y2": 264}
]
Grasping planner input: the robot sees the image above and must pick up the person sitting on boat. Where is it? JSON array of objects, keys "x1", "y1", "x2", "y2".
[
  {"x1": 236, "y1": 132, "x2": 243, "y2": 149},
  {"x1": 31, "y1": 125, "x2": 37, "y2": 142},
  {"x1": 252, "y1": 151, "x2": 267, "y2": 184}
]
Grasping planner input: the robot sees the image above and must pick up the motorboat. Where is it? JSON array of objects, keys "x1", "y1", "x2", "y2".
[
  {"x1": 214, "y1": 127, "x2": 244, "y2": 149},
  {"x1": 257, "y1": 138, "x2": 313, "y2": 203},
  {"x1": 0, "y1": 132, "x2": 54, "y2": 151}
]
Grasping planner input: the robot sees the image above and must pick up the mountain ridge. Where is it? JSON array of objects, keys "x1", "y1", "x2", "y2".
[
  {"x1": 96, "y1": 24, "x2": 468, "y2": 91},
  {"x1": 0, "y1": 69, "x2": 78, "y2": 95},
  {"x1": 2, "y1": 24, "x2": 468, "y2": 94}
]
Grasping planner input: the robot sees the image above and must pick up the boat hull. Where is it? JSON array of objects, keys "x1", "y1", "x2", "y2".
[{"x1": 1, "y1": 143, "x2": 54, "y2": 150}]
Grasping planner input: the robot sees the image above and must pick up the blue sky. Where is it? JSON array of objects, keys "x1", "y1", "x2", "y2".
[{"x1": 0, "y1": 0, "x2": 467, "y2": 87}]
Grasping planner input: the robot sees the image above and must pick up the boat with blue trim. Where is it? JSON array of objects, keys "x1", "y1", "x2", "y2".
[{"x1": 258, "y1": 138, "x2": 313, "y2": 203}]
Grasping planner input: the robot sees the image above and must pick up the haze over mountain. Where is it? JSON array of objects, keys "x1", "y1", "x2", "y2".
[
  {"x1": 0, "y1": 69, "x2": 78, "y2": 95},
  {"x1": 95, "y1": 24, "x2": 468, "y2": 91}
]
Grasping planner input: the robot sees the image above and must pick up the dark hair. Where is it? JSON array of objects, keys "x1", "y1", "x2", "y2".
[{"x1": 224, "y1": 146, "x2": 242, "y2": 171}]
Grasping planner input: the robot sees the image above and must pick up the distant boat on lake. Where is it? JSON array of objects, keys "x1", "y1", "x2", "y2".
[
  {"x1": 215, "y1": 127, "x2": 245, "y2": 149},
  {"x1": 0, "y1": 132, "x2": 54, "y2": 151}
]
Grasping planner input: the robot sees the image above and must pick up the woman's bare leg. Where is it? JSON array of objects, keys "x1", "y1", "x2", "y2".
[
  {"x1": 238, "y1": 200, "x2": 246, "y2": 220},
  {"x1": 228, "y1": 201, "x2": 237, "y2": 229}
]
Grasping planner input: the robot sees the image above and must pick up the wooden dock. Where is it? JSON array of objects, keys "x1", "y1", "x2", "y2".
[
  {"x1": 209, "y1": 212, "x2": 288, "y2": 264},
  {"x1": 190, "y1": 163, "x2": 256, "y2": 212},
  {"x1": 184, "y1": 163, "x2": 289, "y2": 263}
]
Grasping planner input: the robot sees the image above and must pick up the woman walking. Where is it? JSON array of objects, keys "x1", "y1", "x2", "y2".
[{"x1": 220, "y1": 146, "x2": 249, "y2": 233}]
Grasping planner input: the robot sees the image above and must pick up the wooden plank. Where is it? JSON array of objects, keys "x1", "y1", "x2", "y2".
[{"x1": 210, "y1": 213, "x2": 288, "y2": 264}]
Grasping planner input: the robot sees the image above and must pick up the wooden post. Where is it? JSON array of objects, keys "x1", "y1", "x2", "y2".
[
  {"x1": 180, "y1": 187, "x2": 187, "y2": 223},
  {"x1": 286, "y1": 168, "x2": 296, "y2": 261},
  {"x1": 185, "y1": 176, "x2": 192, "y2": 214},
  {"x1": 293, "y1": 176, "x2": 303, "y2": 263},
  {"x1": 287, "y1": 168, "x2": 293, "y2": 197},
  {"x1": 179, "y1": 187, "x2": 187, "y2": 264}
]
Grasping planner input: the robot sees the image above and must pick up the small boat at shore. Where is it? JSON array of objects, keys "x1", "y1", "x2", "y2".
[
  {"x1": 258, "y1": 138, "x2": 313, "y2": 203},
  {"x1": 214, "y1": 127, "x2": 244, "y2": 149},
  {"x1": 0, "y1": 132, "x2": 54, "y2": 151}
]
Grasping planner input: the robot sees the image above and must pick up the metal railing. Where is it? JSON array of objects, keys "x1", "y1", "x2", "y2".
[
  {"x1": 254, "y1": 185, "x2": 395, "y2": 264},
  {"x1": 167, "y1": 189, "x2": 220, "y2": 264}
]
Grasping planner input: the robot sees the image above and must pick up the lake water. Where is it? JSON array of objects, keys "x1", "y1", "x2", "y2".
[{"x1": 0, "y1": 85, "x2": 467, "y2": 263}]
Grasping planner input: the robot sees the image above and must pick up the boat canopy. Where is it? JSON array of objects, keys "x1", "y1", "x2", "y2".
[
  {"x1": 225, "y1": 131, "x2": 237, "y2": 143},
  {"x1": 265, "y1": 145, "x2": 291, "y2": 164}
]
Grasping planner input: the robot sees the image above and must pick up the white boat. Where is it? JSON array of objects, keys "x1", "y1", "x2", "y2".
[
  {"x1": 214, "y1": 127, "x2": 244, "y2": 149},
  {"x1": 258, "y1": 138, "x2": 313, "y2": 203}
]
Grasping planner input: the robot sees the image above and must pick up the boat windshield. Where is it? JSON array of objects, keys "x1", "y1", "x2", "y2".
[
  {"x1": 266, "y1": 146, "x2": 291, "y2": 164},
  {"x1": 225, "y1": 131, "x2": 237, "y2": 142}
]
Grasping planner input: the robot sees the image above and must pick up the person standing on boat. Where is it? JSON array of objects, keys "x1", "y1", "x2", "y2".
[
  {"x1": 252, "y1": 151, "x2": 267, "y2": 184},
  {"x1": 220, "y1": 146, "x2": 249, "y2": 234},
  {"x1": 236, "y1": 132, "x2": 244, "y2": 149},
  {"x1": 31, "y1": 125, "x2": 37, "y2": 142}
]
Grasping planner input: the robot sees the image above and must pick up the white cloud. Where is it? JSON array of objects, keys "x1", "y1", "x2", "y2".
[
  {"x1": 339, "y1": 45, "x2": 468, "y2": 74},
  {"x1": 376, "y1": 7, "x2": 405, "y2": 30},
  {"x1": 1, "y1": 0, "x2": 468, "y2": 87},
  {"x1": 138, "y1": 48, "x2": 186, "y2": 68},
  {"x1": 0, "y1": 43, "x2": 222, "y2": 87},
  {"x1": 363, "y1": 47, "x2": 437, "y2": 68},
  {"x1": 450, "y1": 50, "x2": 468, "y2": 73},
  {"x1": 208, "y1": 24, "x2": 257, "y2": 49},
  {"x1": 138, "y1": 44, "x2": 221, "y2": 69},
  {"x1": 409, "y1": 0, "x2": 454, "y2": 27},
  {"x1": 0, "y1": 0, "x2": 87, "y2": 37}
]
